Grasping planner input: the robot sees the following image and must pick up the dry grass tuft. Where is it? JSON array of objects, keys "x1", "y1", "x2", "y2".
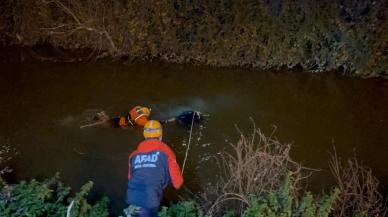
[
  {"x1": 202, "y1": 122, "x2": 312, "y2": 216},
  {"x1": 330, "y1": 148, "x2": 387, "y2": 217}
]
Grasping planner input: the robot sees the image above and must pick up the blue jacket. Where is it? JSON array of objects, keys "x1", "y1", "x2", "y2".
[{"x1": 126, "y1": 139, "x2": 183, "y2": 209}]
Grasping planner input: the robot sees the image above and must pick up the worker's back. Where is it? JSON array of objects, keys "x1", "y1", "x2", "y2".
[
  {"x1": 126, "y1": 139, "x2": 175, "y2": 209},
  {"x1": 126, "y1": 120, "x2": 183, "y2": 216}
]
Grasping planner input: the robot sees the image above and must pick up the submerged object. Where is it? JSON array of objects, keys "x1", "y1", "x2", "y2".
[{"x1": 175, "y1": 111, "x2": 204, "y2": 126}]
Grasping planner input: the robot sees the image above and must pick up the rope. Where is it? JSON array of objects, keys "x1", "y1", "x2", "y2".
[{"x1": 181, "y1": 111, "x2": 196, "y2": 175}]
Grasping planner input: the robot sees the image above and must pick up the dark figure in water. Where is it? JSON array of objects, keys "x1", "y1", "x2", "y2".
[
  {"x1": 90, "y1": 110, "x2": 205, "y2": 128},
  {"x1": 166, "y1": 111, "x2": 204, "y2": 126}
]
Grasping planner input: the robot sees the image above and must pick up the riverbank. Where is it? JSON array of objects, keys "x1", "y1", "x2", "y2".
[
  {"x1": 1, "y1": 0, "x2": 387, "y2": 78},
  {"x1": 1, "y1": 128, "x2": 386, "y2": 216}
]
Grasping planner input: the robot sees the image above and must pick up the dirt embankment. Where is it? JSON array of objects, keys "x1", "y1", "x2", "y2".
[{"x1": 0, "y1": 0, "x2": 387, "y2": 77}]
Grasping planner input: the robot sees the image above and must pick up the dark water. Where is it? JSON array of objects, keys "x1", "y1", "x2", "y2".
[{"x1": 1, "y1": 60, "x2": 388, "y2": 214}]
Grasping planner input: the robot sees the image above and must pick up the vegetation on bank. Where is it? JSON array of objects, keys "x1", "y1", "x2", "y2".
[
  {"x1": 0, "y1": 127, "x2": 386, "y2": 216},
  {"x1": 0, "y1": 176, "x2": 339, "y2": 217},
  {"x1": 159, "y1": 176, "x2": 340, "y2": 217},
  {"x1": 0, "y1": 0, "x2": 387, "y2": 77},
  {"x1": 0, "y1": 176, "x2": 109, "y2": 217}
]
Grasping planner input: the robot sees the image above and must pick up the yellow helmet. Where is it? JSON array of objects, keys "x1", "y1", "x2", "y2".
[{"x1": 143, "y1": 120, "x2": 162, "y2": 139}]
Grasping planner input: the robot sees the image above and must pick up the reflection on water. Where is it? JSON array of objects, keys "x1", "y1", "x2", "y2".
[{"x1": 1, "y1": 61, "x2": 388, "y2": 215}]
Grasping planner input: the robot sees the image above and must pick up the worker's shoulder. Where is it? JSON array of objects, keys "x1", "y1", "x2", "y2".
[
  {"x1": 138, "y1": 139, "x2": 173, "y2": 153},
  {"x1": 153, "y1": 140, "x2": 176, "y2": 158},
  {"x1": 159, "y1": 141, "x2": 174, "y2": 152},
  {"x1": 153, "y1": 140, "x2": 173, "y2": 153}
]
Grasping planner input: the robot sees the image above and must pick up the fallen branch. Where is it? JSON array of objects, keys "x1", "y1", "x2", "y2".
[{"x1": 79, "y1": 120, "x2": 108, "y2": 129}]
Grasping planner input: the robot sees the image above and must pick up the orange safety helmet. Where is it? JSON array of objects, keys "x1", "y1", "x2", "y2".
[
  {"x1": 143, "y1": 120, "x2": 162, "y2": 139},
  {"x1": 129, "y1": 106, "x2": 151, "y2": 126}
]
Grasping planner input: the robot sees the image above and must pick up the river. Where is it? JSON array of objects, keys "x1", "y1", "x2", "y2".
[{"x1": 1, "y1": 60, "x2": 387, "y2": 214}]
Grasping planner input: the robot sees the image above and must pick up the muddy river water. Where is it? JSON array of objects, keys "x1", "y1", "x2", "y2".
[{"x1": 1, "y1": 60, "x2": 388, "y2": 214}]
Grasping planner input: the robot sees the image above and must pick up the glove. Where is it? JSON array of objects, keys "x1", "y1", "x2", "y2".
[{"x1": 119, "y1": 117, "x2": 127, "y2": 127}]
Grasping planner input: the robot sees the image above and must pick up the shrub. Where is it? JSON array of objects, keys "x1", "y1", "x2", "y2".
[
  {"x1": 242, "y1": 176, "x2": 339, "y2": 217},
  {"x1": 159, "y1": 176, "x2": 339, "y2": 217},
  {"x1": 0, "y1": 174, "x2": 109, "y2": 217},
  {"x1": 159, "y1": 201, "x2": 209, "y2": 217},
  {"x1": 203, "y1": 124, "x2": 312, "y2": 216},
  {"x1": 1, "y1": 0, "x2": 387, "y2": 77},
  {"x1": 330, "y1": 149, "x2": 387, "y2": 217}
]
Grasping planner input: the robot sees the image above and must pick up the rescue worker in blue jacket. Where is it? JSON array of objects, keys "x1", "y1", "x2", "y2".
[{"x1": 126, "y1": 120, "x2": 184, "y2": 217}]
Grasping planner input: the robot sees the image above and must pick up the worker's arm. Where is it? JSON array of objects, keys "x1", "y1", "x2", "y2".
[
  {"x1": 160, "y1": 144, "x2": 184, "y2": 189},
  {"x1": 159, "y1": 117, "x2": 176, "y2": 125},
  {"x1": 118, "y1": 116, "x2": 135, "y2": 128},
  {"x1": 127, "y1": 154, "x2": 132, "y2": 179}
]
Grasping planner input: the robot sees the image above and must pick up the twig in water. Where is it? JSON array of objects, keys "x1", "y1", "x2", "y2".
[{"x1": 79, "y1": 120, "x2": 108, "y2": 129}]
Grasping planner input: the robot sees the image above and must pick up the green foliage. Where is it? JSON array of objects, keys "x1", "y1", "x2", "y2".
[
  {"x1": 159, "y1": 201, "x2": 208, "y2": 217},
  {"x1": 354, "y1": 211, "x2": 367, "y2": 217},
  {"x1": 242, "y1": 176, "x2": 339, "y2": 217},
  {"x1": 298, "y1": 192, "x2": 316, "y2": 217},
  {"x1": 156, "y1": 176, "x2": 339, "y2": 217},
  {"x1": 1, "y1": 0, "x2": 386, "y2": 77},
  {"x1": 316, "y1": 188, "x2": 340, "y2": 217},
  {"x1": 222, "y1": 210, "x2": 236, "y2": 217},
  {"x1": 0, "y1": 174, "x2": 109, "y2": 217}
]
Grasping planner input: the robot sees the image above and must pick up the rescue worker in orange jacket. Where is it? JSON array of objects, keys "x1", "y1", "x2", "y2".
[
  {"x1": 126, "y1": 120, "x2": 184, "y2": 217},
  {"x1": 118, "y1": 106, "x2": 151, "y2": 128},
  {"x1": 91, "y1": 108, "x2": 205, "y2": 130}
]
